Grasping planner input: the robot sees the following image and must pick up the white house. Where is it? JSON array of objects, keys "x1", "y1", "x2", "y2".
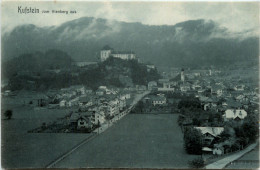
[
  {"x1": 222, "y1": 109, "x2": 247, "y2": 121},
  {"x1": 158, "y1": 82, "x2": 175, "y2": 92},
  {"x1": 151, "y1": 94, "x2": 167, "y2": 106},
  {"x1": 234, "y1": 85, "x2": 245, "y2": 91},
  {"x1": 94, "y1": 111, "x2": 106, "y2": 125},
  {"x1": 59, "y1": 100, "x2": 66, "y2": 107},
  {"x1": 96, "y1": 89, "x2": 105, "y2": 96}
]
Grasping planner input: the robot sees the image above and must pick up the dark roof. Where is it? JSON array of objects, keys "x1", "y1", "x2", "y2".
[
  {"x1": 150, "y1": 95, "x2": 166, "y2": 101},
  {"x1": 225, "y1": 99, "x2": 242, "y2": 108}
]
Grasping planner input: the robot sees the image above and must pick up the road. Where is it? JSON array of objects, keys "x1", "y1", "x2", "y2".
[
  {"x1": 53, "y1": 114, "x2": 197, "y2": 168},
  {"x1": 225, "y1": 144, "x2": 259, "y2": 169},
  {"x1": 129, "y1": 90, "x2": 151, "y2": 109},
  {"x1": 206, "y1": 142, "x2": 258, "y2": 169},
  {"x1": 94, "y1": 90, "x2": 151, "y2": 134}
]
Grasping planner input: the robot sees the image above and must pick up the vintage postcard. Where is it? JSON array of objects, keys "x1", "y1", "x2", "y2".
[{"x1": 1, "y1": 1, "x2": 259, "y2": 169}]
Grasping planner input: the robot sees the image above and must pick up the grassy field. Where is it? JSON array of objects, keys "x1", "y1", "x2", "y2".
[
  {"x1": 54, "y1": 114, "x2": 198, "y2": 168},
  {"x1": 1, "y1": 95, "x2": 90, "y2": 168}
]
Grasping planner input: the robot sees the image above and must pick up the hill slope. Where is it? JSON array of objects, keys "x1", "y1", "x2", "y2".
[
  {"x1": 4, "y1": 53, "x2": 160, "y2": 91},
  {"x1": 2, "y1": 17, "x2": 259, "y2": 66}
]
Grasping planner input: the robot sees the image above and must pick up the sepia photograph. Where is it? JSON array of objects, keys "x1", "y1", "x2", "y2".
[{"x1": 1, "y1": 1, "x2": 259, "y2": 169}]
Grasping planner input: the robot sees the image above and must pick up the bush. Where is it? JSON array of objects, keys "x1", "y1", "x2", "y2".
[
  {"x1": 231, "y1": 141, "x2": 241, "y2": 151},
  {"x1": 189, "y1": 157, "x2": 205, "y2": 169},
  {"x1": 4, "y1": 110, "x2": 13, "y2": 120}
]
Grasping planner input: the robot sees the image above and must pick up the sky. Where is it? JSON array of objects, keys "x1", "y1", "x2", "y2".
[{"x1": 1, "y1": 1, "x2": 259, "y2": 34}]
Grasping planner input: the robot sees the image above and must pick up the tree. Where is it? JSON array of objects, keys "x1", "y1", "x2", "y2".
[
  {"x1": 184, "y1": 128, "x2": 203, "y2": 154},
  {"x1": 178, "y1": 98, "x2": 201, "y2": 110},
  {"x1": 41, "y1": 122, "x2": 47, "y2": 130},
  {"x1": 4, "y1": 110, "x2": 13, "y2": 120},
  {"x1": 231, "y1": 141, "x2": 241, "y2": 151},
  {"x1": 219, "y1": 127, "x2": 234, "y2": 142},
  {"x1": 136, "y1": 101, "x2": 144, "y2": 113},
  {"x1": 177, "y1": 114, "x2": 185, "y2": 126},
  {"x1": 192, "y1": 117, "x2": 201, "y2": 126},
  {"x1": 242, "y1": 116, "x2": 258, "y2": 143}
]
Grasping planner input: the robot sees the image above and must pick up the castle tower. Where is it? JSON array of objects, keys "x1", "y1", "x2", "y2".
[{"x1": 181, "y1": 68, "x2": 185, "y2": 82}]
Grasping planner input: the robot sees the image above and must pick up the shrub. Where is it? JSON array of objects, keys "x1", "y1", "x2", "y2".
[
  {"x1": 189, "y1": 157, "x2": 205, "y2": 169},
  {"x1": 4, "y1": 110, "x2": 13, "y2": 120},
  {"x1": 231, "y1": 141, "x2": 241, "y2": 152}
]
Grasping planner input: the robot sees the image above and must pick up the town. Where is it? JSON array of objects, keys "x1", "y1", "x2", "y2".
[{"x1": 2, "y1": 46, "x2": 259, "y2": 169}]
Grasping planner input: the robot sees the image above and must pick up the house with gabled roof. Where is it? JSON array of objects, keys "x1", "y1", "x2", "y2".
[
  {"x1": 195, "y1": 127, "x2": 224, "y2": 146},
  {"x1": 222, "y1": 109, "x2": 247, "y2": 122},
  {"x1": 70, "y1": 112, "x2": 94, "y2": 130},
  {"x1": 234, "y1": 85, "x2": 245, "y2": 91},
  {"x1": 211, "y1": 85, "x2": 223, "y2": 96}
]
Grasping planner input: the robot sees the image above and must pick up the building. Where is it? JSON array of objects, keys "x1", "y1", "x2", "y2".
[
  {"x1": 94, "y1": 111, "x2": 106, "y2": 125},
  {"x1": 77, "y1": 116, "x2": 93, "y2": 130},
  {"x1": 180, "y1": 82, "x2": 191, "y2": 92},
  {"x1": 70, "y1": 112, "x2": 93, "y2": 130},
  {"x1": 209, "y1": 69, "x2": 212, "y2": 76},
  {"x1": 222, "y1": 99, "x2": 242, "y2": 109},
  {"x1": 148, "y1": 81, "x2": 158, "y2": 90},
  {"x1": 222, "y1": 109, "x2": 247, "y2": 121},
  {"x1": 146, "y1": 65, "x2": 155, "y2": 72},
  {"x1": 96, "y1": 89, "x2": 105, "y2": 96},
  {"x1": 181, "y1": 68, "x2": 185, "y2": 82},
  {"x1": 100, "y1": 45, "x2": 137, "y2": 62},
  {"x1": 151, "y1": 94, "x2": 167, "y2": 106},
  {"x1": 158, "y1": 82, "x2": 175, "y2": 92},
  {"x1": 211, "y1": 85, "x2": 223, "y2": 96},
  {"x1": 195, "y1": 127, "x2": 224, "y2": 146},
  {"x1": 85, "y1": 88, "x2": 93, "y2": 94},
  {"x1": 234, "y1": 85, "x2": 245, "y2": 91},
  {"x1": 59, "y1": 100, "x2": 66, "y2": 107}
]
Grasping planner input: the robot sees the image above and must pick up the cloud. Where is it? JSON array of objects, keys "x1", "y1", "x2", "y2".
[
  {"x1": 56, "y1": 17, "x2": 121, "y2": 42},
  {"x1": 1, "y1": 1, "x2": 259, "y2": 36}
]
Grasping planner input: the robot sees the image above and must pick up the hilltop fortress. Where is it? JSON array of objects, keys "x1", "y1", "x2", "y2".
[{"x1": 100, "y1": 45, "x2": 137, "y2": 62}]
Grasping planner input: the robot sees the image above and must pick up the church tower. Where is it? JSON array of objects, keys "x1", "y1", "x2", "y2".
[{"x1": 181, "y1": 68, "x2": 185, "y2": 82}]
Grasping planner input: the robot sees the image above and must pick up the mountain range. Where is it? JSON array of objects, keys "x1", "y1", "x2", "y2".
[{"x1": 2, "y1": 17, "x2": 259, "y2": 67}]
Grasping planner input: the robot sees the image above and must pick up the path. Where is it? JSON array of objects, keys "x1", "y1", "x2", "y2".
[
  {"x1": 205, "y1": 142, "x2": 258, "y2": 169},
  {"x1": 93, "y1": 90, "x2": 150, "y2": 134}
]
